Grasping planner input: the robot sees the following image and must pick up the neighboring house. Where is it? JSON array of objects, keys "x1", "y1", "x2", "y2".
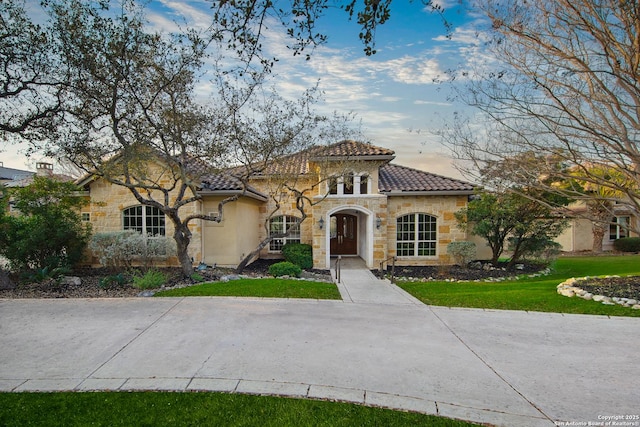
[
  {"x1": 0, "y1": 162, "x2": 34, "y2": 187},
  {"x1": 2, "y1": 162, "x2": 71, "y2": 213},
  {"x1": 556, "y1": 201, "x2": 639, "y2": 252},
  {"x1": 77, "y1": 140, "x2": 478, "y2": 269}
]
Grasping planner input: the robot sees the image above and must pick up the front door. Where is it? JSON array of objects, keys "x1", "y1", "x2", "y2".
[{"x1": 330, "y1": 214, "x2": 357, "y2": 255}]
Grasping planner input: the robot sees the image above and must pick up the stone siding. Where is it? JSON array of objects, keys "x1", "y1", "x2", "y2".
[
  {"x1": 85, "y1": 174, "x2": 201, "y2": 267},
  {"x1": 386, "y1": 195, "x2": 468, "y2": 266}
]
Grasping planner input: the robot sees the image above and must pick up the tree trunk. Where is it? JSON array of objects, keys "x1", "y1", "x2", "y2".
[
  {"x1": 591, "y1": 223, "x2": 606, "y2": 253},
  {"x1": 173, "y1": 225, "x2": 194, "y2": 277},
  {"x1": 588, "y1": 200, "x2": 612, "y2": 254},
  {"x1": 236, "y1": 236, "x2": 278, "y2": 273}
]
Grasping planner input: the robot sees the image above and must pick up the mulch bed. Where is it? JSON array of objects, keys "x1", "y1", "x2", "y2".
[
  {"x1": 574, "y1": 276, "x2": 640, "y2": 301},
  {"x1": 2, "y1": 258, "x2": 639, "y2": 301}
]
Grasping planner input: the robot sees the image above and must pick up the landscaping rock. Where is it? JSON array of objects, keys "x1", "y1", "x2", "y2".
[
  {"x1": 137, "y1": 290, "x2": 155, "y2": 297},
  {"x1": 60, "y1": 276, "x2": 82, "y2": 286}
]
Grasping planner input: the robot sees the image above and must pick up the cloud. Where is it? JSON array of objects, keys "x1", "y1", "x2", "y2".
[{"x1": 414, "y1": 100, "x2": 452, "y2": 107}]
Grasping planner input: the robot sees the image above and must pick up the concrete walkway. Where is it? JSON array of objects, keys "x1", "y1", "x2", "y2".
[
  {"x1": 331, "y1": 257, "x2": 422, "y2": 305},
  {"x1": 1, "y1": 271, "x2": 639, "y2": 426}
]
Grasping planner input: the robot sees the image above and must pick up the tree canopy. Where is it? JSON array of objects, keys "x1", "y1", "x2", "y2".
[{"x1": 446, "y1": 0, "x2": 640, "y2": 233}]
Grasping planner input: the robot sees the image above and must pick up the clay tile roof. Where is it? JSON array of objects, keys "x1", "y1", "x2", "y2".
[
  {"x1": 200, "y1": 172, "x2": 268, "y2": 200},
  {"x1": 379, "y1": 163, "x2": 475, "y2": 193},
  {"x1": 310, "y1": 140, "x2": 395, "y2": 157},
  {"x1": 233, "y1": 140, "x2": 395, "y2": 178}
]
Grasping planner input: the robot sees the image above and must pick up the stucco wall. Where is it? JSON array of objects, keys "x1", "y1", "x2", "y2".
[{"x1": 201, "y1": 196, "x2": 262, "y2": 267}]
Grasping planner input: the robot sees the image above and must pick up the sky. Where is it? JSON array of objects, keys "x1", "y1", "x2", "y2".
[{"x1": 2, "y1": 0, "x2": 487, "y2": 180}]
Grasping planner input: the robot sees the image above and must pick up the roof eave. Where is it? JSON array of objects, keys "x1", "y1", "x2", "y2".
[{"x1": 197, "y1": 189, "x2": 268, "y2": 202}]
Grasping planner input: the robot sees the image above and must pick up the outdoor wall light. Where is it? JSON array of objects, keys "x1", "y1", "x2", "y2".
[
  {"x1": 376, "y1": 216, "x2": 382, "y2": 229},
  {"x1": 318, "y1": 217, "x2": 324, "y2": 229}
]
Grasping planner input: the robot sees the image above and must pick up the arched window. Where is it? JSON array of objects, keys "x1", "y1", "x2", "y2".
[
  {"x1": 123, "y1": 205, "x2": 166, "y2": 237},
  {"x1": 269, "y1": 215, "x2": 301, "y2": 251},
  {"x1": 396, "y1": 213, "x2": 437, "y2": 257}
]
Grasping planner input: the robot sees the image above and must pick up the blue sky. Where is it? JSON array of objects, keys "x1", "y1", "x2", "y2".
[{"x1": 3, "y1": 0, "x2": 486, "y2": 179}]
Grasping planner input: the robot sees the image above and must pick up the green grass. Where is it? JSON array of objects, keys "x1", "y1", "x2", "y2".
[
  {"x1": 155, "y1": 277, "x2": 341, "y2": 300},
  {"x1": 0, "y1": 392, "x2": 480, "y2": 427},
  {"x1": 397, "y1": 255, "x2": 640, "y2": 317}
]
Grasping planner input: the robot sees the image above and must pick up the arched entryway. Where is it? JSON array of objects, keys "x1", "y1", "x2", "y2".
[{"x1": 324, "y1": 206, "x2": 375, "y2": 268}]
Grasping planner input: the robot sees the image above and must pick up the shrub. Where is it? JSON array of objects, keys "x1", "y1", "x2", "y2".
[
  {"x1": 89, "y1": 231, "x2": 176, "y2": 268},
  {"x1": 613, "y1": 237, "x2": 640, "y2": 253},
  {"x1": 0, "y1": 177, "x2": 91, "y2": 272},
  {"x1": 268, "y1": 261, "x2": 302, "y2": 278},
  {"x1": 132, "y1": 269, "x2": 167, "y2": 289},
  {"x1": 99, "y1": 273, "x2": 128, "y2": 289},
  {"x1": 446, "y1": 241, "x2": 476, "y2": 267},
  {"x1": 282, "y1": 243, "x2": 313, "y2": 269},
  {"x1": 190, "y1": 273, "x2": 204, "y2": 283},
  {"x1": 21, "y1": 266, "x2": 70, "y2": 283}
]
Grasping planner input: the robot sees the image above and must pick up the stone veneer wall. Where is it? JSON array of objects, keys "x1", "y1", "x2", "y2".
[
  {"x1": 83, "y1": 175, "x2": 202, "y2": 267},
  {"x1": 386, "y1": 195, "x2": 468, "y2": 266},
  {"x1": 310, "y1": 194, "x2": 389, "y2": 269}
]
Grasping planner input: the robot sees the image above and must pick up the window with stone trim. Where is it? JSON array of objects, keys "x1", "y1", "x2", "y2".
[
  {"x1": 122, "y1": 205, "x2": 166, "y2": 237},
  {"x1": 269, "y1": 215, "x2": 301, "y2": 251},
  {"x1": 396, "y1": 213, "x2": 437, "y2": 257}
]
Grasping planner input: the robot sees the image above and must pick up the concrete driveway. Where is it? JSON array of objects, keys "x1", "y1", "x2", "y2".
[{"x1": 1, "y1": 296, "x2": 638, "y2": 427}]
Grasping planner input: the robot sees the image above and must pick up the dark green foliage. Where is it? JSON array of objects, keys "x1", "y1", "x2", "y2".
[
  {"x1": 99, "y1": 273, "x2": 127, "y2": 289},
  {"x1": 613, "y1": 237, "x2": 640, "y2": 253},
  {"x1": 456, "y1": 189, "x2": 567, "y2": 266},
  {"x1": 0, "y1": 177, "x2": 91, "y2": 273},
  {"x1": 21, "y1": 266, "x2": 70, "y2": 283},
  {"x1": 282, "y1": 243, "x2": 313, "y2": 269},
  {"x1": 268, "y1": 261, "x2": 302, "y2": 278},
  {"x1": 190, "y1": 273, "x2": 204, "y2": 283}
]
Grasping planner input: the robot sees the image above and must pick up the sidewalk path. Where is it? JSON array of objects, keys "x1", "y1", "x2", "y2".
[
  {"x1": 331, "y1": 257, "x2": 422, "y2": 305},
  {"x1": 2, "y1": 297, "x2": 638, "y2": 427}
]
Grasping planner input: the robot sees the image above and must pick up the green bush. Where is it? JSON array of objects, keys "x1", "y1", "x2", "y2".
[
  {"x1": 268, "y1": 261, "x2": 302, "y2": 278},
  {"x1": 282, "y1": 243, "x2": 313, "y2": 269},
  {"x1": 99, "y1": 273, "x2": 128, "y2": 289},
  {"x1": 0, "y1": 177, "x2": 91, "y2": 272},
  {"x1": 133, "y1": 269, "x2": 167, "y2": 289},
  {"x1": 613, "y1": 237, "x2": 640, "y2": 253}
]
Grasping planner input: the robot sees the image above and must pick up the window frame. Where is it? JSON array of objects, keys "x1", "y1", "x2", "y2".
[
  {"x1": 327, "y1": 173, "x2": 370, "y2": 196},
  {"x1": 122, "y1": 205, "x2": 166, "y2": 238},
  {"x1": 609, "y1": 216, "x2": 630, "y2": 241},
  {"x1": 269, "y1": 215, "x2": 301, "y2": 252},
  {"x1": 396, "y1": 213, "x2": 437, "y2": 257}
]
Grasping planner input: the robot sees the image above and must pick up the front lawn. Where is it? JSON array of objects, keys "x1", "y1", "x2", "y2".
[
  {"x1": 0, "y1": 392, "x2": 480, "y2": 427},
  {"x1": 397, "y1": 255, "x2": 640, "y2": 317},
  {"x1": 155, "y1": 277, "x2": 341, "y2": 300}
]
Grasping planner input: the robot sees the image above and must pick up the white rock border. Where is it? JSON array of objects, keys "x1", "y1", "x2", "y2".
[{"x1": 557, "y1": 276, "x2": 640, "y2": 309}]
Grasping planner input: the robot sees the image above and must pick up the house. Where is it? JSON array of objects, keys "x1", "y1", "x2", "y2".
[
  {"x1": 78, "y1": 140, "x2": 478, "y2": 269},
  {"x1": 556, "y1": 201, "x2": 639, "y2": 252},
  {"x1": 2, "y1": 162, "x2": 73, "y2": 213},
  {"x1": 0, "y1": 162, "x2": 34, "y2": 186}
]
